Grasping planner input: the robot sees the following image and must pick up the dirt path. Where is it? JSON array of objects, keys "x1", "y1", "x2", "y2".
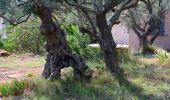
[{"x1": 0, "y1": 67, "x2": 43, "y2": 84}]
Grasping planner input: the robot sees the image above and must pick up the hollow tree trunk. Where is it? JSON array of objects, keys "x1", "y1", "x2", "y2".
[
  {"x1": 33, "y1": 4, "x2": 88, "y2": 81},
  {"x1": 96, "y1": 14, "x2": 124, "y2": 74}
]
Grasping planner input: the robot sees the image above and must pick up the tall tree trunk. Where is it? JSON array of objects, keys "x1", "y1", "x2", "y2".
[
  {"x1": 100, "y1": 33, "x2": 124, "y2": 74},
  {"x1": 96, "y1": 14, "x2": 124, "y2": 74},
  {"x1": 33, "y1": 4, "x2": 88, "y2": 80}
]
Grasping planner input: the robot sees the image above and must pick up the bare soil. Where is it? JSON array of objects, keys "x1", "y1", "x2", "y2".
[
  {"x1": 0, "y1": 67, "x2": 43, "y2": 84},
  {"x1": 0, "y1": 54, "x2": 44, "y2": 84}
]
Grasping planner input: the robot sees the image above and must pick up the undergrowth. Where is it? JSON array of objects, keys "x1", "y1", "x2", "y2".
[
  {"x1": 0, "y1": 80, "x2": 25, "y2": 97},
  {"x1": 0, "y1": 51, "x2": 170, "y2": 100}
]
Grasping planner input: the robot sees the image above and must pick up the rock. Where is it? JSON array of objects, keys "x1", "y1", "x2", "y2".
[{"x1": 0, "y1": 49, "x2": 11, "y2": 57}]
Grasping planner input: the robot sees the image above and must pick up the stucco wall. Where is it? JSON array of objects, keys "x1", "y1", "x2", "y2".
[
  {"x1": 111, "y1": 23, "x2": 129, "y2": 45},
  {"x1": 0, "y1": 18, "x2": 7, "y2": 39}
]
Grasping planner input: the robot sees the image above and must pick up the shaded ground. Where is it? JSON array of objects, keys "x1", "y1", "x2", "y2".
[{"x1": 138, "y1": 55, "x2": 170, "y2": 84}]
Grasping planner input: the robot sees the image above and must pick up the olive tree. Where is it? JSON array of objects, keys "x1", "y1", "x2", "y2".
[
  {"x1": 0, "y1": 0, "x2": 88, "y2": 81},
  {"x1": 125, "y1": 0, "x2": 170, "y2": 53},
  {"x1": 64, "y1": 0, "x2": 139, "y2": 74}
]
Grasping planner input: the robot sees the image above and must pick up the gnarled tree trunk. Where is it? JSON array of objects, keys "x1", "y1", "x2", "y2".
[{"x1": 33, "y1": 4, "x2": 88, "y2": 81}]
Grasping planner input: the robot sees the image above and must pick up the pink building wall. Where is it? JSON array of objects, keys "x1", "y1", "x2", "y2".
[
  {"x1": 111, "y1": 23, "x2": 129, "y2": 45},
  {"x1": 112, "y1": 10, "x2": 170, "y2": 51}
]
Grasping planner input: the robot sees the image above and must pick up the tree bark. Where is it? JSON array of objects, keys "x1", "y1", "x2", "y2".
[
  {"x1": 138, "y1": 35, "x2": 158, "y2": 54},
  {"x1": 150, "y1": 32, "x2": 159, "y2": 45},
  {"x1": 33, "y1": 3, "x2": 88, "y2": 81},
  {"x1": 100, "y1": 38, "x2": 124, "y2": 74},
  {"x1": 96, "y1": 14, "x2": 124, "y2": 74},
  {"x1": 139, "y1": 37, "x2": 148, "y2": 49}
]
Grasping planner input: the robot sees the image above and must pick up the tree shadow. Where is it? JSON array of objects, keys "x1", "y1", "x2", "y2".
[{"x1": 114, "y1": 73, "x2": 159, "y2": 100}]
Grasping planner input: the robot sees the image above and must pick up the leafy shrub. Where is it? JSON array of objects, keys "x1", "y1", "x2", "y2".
[
  {"x1": 0, "y1": 80, "x2": 25, "y2": 97},
  {"x1": 3, "y1": 18, "x2": 45, "y2": 54},
  {"x1": 65, "y1": 24, "x2": 103, "y2": 60},
  {"x1": 155, "y1": 48, "x2": 169, "y2": 64}
]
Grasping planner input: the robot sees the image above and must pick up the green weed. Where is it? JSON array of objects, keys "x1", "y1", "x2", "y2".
[
  {"x1": 155, "y1": 48, "x2": 169, "y2": 64},
  {"x1": 0, "y1": 80, "x2": 25, "y2": 97}
]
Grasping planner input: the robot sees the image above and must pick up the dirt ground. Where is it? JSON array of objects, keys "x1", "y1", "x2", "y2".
[
  {"x1": 0, "y1": 67, "x2": 43, "y2": 84},
  {"x1": 0, "y1": 54, "x2": 44, "y2": 84}
]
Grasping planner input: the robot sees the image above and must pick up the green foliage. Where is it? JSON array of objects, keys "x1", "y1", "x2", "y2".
[
  {"x1": 65, "y1": 24, "x2": 103, "y2": 60},
  {"x1": 0, "y1": 80, "x2": 25, "y2": 97},
  {"x1": 3, "y1": 18, "x2": 45, "y2": 54},
  {"x1": 117, "y1": 48, "x2": 133, "y2": 63},
  {"x1": 0, "y1": 39, "x2": 4, "y2": 49},
  {"x1": 155, "y1": 48, "x2": 169, "y2": 64}
]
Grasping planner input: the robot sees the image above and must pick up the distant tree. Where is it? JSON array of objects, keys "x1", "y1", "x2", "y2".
[
  {"x1": 0, "y1": 0, "x2": 88, "y2": 80},
  {"x1": 125, "y1": 0, "x2": 170, "y2": 53},
  {"x1": 65, "y1": 0, "x2": 139, "y2": 74}
]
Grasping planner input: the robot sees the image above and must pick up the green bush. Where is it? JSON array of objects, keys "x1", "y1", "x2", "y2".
[
  {"x1": 65, "y1": 24, "x2": 103, "y2": 60},
  {"x1": 4, "y1": 21, "x2": 102, "y2": 58},
  {"x1": 155, "y1": 48, "x2": 169, "y2": 64},
  {"x1": 3, "y1": 18, "x2": 45, "y2": 54},
  {"x1": 0, "y1": 80, "x2": 25, "y2": 97}
]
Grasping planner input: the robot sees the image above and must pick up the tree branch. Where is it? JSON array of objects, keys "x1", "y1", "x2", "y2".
[
  {"x1": 64, "y1": 0, "x2": 96, "y2": 14},
  {"x1": 109, "y1": 0, "x2": 139, "y2": 26},
  {"x1": 79, "y1": 27, "x2": 102, "y2": 43},
  {"x1": 150, "y1": 31, "x2": 159, "y2": 45},
  {"x1": 0, "y1": 14, "x2": 31, "y2": 26}
]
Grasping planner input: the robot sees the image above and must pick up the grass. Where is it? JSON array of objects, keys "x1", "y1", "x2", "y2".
[
  {"x1": 0, "y1": 80, "x2": 25, "y2": 97},
  {"x1": 0, "y1": 53, "x2": 45, "y2": 68},
  {"x1": 0, "y1": 53, "x2": 170, "y2": 99}
]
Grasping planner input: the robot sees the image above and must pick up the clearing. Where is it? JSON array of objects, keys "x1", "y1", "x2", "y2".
[{"x1": 0, "y1": 54, "x2": 44, "y2": 83}]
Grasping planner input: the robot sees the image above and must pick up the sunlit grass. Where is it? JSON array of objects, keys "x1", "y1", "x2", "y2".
[{"x1": 0, "y1": 54, "x2": 45, "y2": 68}]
